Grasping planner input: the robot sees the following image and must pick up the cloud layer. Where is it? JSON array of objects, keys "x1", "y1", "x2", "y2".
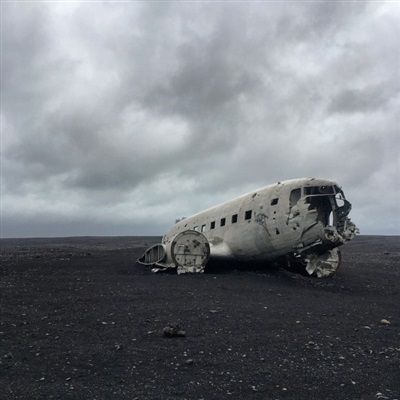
[{"x1": 2, "y1": 2, "x2": 399, "y2": 237}]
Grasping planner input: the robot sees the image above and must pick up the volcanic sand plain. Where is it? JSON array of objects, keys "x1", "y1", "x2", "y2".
[{"x1": 1, "y1": 235, "x2": 399, "y2": 399}]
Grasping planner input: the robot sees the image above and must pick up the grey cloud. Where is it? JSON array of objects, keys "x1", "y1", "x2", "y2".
[
  {"x1": 275, "y1": 1, "x2": 367, "y2": 43},
  {"x1": 328, "y1": 83, "x2": 400, "y2": 114},
  {"x1": 2, "y1": 1, "x2": 399, "y2": 237}
]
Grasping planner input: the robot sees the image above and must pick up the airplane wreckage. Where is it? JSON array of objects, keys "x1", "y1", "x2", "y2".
[{"x1": 138, "y1": 178, "x2": 358, "y2": 278}]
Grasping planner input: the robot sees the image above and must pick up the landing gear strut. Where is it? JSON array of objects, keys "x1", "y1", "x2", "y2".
[{"x1": 285, "y1": 248, "x2": 342, "y2": 278}]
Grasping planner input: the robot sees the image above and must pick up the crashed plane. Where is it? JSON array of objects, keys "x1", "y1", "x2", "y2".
[{"x1": 138, "y1": 178, "x2": 358, "y2": 277}]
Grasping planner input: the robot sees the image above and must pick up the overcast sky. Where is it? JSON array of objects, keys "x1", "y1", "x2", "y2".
[{"x1": 1, "y1": 1, "x2": 399, "y2": 237}]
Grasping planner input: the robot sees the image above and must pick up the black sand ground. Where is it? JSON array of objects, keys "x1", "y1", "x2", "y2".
[{"x1": 1, "y1": 235, "x2": 399, "y2": 400}]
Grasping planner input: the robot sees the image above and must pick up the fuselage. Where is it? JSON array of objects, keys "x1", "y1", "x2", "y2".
[{"x1": 162, "y1": 178, "x2": 354, "y2": 262}]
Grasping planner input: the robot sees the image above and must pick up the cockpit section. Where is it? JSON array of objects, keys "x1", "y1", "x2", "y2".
[
  {"x1": 288, "y1": 184, "x2": 353, "y2": 234},
  {"x1": 285, "y1": 183, "x2": 358, "y2": 277},
  {"x1": 288, "y1": 185, "x2": 357, "y2": 246},
  {"x1": 303, "y1": 186, "x2": 333, "y2": 227}
]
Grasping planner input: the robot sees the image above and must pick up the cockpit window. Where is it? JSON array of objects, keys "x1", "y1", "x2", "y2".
[
  {"x1": 335, "y1": 192, "x2": 345, "y2": 207},
  {"x1": 289, "y1": 188, "x2": 301, "y2": 207},
  {"x1": 304, "y1": 186, "x2": 334, "y2": 195},
  {"x1": 334, "y1": 185, "x2": 341, "y2": 194}
]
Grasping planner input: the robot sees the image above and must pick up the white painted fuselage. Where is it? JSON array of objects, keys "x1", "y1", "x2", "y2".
[{"x1": 162, "y1": 178, "x2": 354, "y2": 263}]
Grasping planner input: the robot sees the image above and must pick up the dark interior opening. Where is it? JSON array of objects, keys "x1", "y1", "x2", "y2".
[{"x1": 305, "y1": 196, "x2": 333, "y2": 226}]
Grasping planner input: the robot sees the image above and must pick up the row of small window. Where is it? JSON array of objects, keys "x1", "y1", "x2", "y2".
[{"x1": 194, "y1": 210, "x2": 253, "y2": 232}]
